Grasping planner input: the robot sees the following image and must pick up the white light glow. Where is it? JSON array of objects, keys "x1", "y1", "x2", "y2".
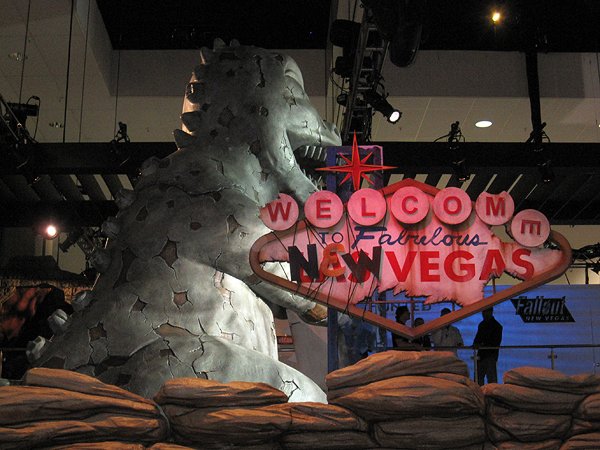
[
  {"x1": 475, "y1": 120, "x2": 493, "y2": 128},
  {"x1": 388, "y1": 110, "x2": 401, "y2": 123},
  {"x1": 45, "y1": 224, "x2": 58, "y2": 239}
]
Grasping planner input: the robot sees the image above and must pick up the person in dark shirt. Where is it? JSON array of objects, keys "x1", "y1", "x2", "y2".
[
  {"x1": 411, "y1": 317, "x2": 431, "y2": 349},
  {"x1": 1, "y1": 285, "x2": 73, "y2": 380},
  {"x1": 392, "y1": 306, "x2": 414, "y2": 349},
  {"x1": 473, "y1": 307, "x2": 503, "y2": 385}
]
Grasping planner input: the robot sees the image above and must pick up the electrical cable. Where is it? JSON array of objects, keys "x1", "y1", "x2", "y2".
[
  {"x1": 113, "y1": 2, "x2": 123, "y2": 137},
  {"x1": 78, "y1": 0, "x2": 92, "y2": 143},
  {"x1": 18, "y1": 0, "x2": 31, "y2": 104},
  {"x1": 62, "y1": 0, "x2": 75, "y2": 143}
]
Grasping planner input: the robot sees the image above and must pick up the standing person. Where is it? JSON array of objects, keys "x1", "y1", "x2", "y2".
[
  {"x1": 411, "y1": 317, "x2": 431, "y2": 349},
  {"x1": 431, "y1": 308, "x2": 463, "y2": 354},
  {"x1": 391, "y1": 306, "x2": 417, "y2": 350},
  {"x1": 473, "y1": 307, "x2": 503, "y2": 385}
]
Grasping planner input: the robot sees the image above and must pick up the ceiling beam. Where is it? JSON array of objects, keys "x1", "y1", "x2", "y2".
[
  {"x1": 0, "y1": 142, "x2": 176, "y2": 175},
  {"x1": 1, "y1": 142, "x2": 598, "y2": 176},
  {"x1": 0, "y1": 201, "x2": 117, "y2": 227}
]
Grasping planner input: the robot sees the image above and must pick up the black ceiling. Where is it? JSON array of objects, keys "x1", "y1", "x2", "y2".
[
  {"x1": 98, "y1": 0, "x2": 600, "y2": 52},
  {"x1": 2, "y1": 1, "x2": 600, "y2": 229},
  {"x1": 97, "y1": 0, "x2": 333, "y2": 50}
]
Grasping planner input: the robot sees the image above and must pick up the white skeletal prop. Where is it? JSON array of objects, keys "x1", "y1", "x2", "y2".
[{"x1": 36, "y1": 40, "x2": 341, "y2": 402}]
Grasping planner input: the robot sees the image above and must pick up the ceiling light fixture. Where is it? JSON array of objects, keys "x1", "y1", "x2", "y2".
[
  {"x1": 45, "y1": 224, "x2": 59, "y2": 239},
  {"x1": 436, "y1": 121, "x2": 470, "y2": 183},
  {"x1": 491, "y1": 11, "x2": 502, "y2": 24},
  {"x1": 8, "y1": 52, "x2": 26, "y2": 61},
  {"x1": 475, "y1": 120, "x2": 493, "y2": 128},
  {"x1": 538, "y1": 159, "x2": 554, "y2": 183},
  {"x1": 37, "y1": 221, "x2": 59, "y2": 240}
]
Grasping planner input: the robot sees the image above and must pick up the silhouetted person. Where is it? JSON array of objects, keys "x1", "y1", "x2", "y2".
[
  {"x1": 411, "y1": 317, "x2": 431, "y2": 349},
  {"x1": 473, "y1": 307, "x2": 503, "y2": 385},
  {"x1": 392, "y1": 306, "x2": 415, "y2": 350},
  {"x1": 431, "y1": 308, "x2": 463, "y2": 354},
  {"x1": 0, "y1": 285, "x2": 72, "y2": 379}
]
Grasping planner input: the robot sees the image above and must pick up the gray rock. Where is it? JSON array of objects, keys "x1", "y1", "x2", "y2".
[{"x1": 48, "y1": 309, "x2": 71, "y2": 336}]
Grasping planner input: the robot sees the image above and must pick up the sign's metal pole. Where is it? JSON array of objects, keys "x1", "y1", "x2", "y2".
[{"x1": 326, "y1": 147, "x2": 339, "y2": 373}]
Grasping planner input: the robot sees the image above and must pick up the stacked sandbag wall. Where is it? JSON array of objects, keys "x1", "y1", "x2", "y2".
[
  {"x1": 1, "y1": 352, "x2": 600, "y2": 449},
  {"x1": 326, "y1": 351, "x2": 488, "y2": 449},
  {"x1": 154, "y1": 377, "x2": 373, "y2": 449},
  {"x1": 483, "y1": 366, "x2": 600, "y2": 450},
  {"x1": 0, "y1": 368, "x2": 168, "y2": 449}
]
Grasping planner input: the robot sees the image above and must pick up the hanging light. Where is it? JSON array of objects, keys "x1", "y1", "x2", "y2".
[
  {"x1": 538, "y1": 159, "x2": 554, "y2": 183},
  {"x1": 37, "y1": 221, "x2": 59, "y2": 240},
  {"x1": 364, "y1": 90, "x2": 402, "y2": 124},
  {"x1": 45, "y1": 224, "x2": 58, "y2": 239}
]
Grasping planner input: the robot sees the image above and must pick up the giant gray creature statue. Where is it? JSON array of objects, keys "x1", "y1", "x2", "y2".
[{"x1": 35, "y1": 39, "x2": 341, "y2": 402}]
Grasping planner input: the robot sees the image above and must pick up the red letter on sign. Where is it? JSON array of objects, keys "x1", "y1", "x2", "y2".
[
  {"x1": 444, "y1": 250, "x2": 475, "y2": 282},
  {"x1": 402, "y1": 195, "x2": 418, "y2": 214},
  {"x1": 266, "y1": 201, "x2": 291, "y2": 221},
  {"x1": 443, "y1": 196, "x2": 461, "y2": 215},
  {"x1": 320, "y1": 243, "x2": 346, "y2": 277},
  {"x1": 420, "y1": 251, "x2": 440, "y2": 282},
  {"x1": 386, "y1": 251, "x2": 417, "y2": 282},
  {"x1": 486, "y1": 196, "x2": 505, "y2": 216},
  {"x1": 479, "y1": 249, "x2": 506, "y2": 280},
  {"x1": 316, "y1": 198, "x2": 331, "y2": 219},
  {"x1": 521, "y1": 220, "x2": 541, "y2": 235},
  {"x1": 361, "y1": 197, "x2": 376, "y2": 217},
  {"x1": 512, "y1": 248, "x2": 534, "y2": 279}
]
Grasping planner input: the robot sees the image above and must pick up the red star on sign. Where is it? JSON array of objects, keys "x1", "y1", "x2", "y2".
[{"x1": 316, "y1": 132, "x2": 396, "y2": 191}]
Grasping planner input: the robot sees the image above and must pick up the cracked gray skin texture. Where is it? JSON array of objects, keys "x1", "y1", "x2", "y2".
[{"x1": 36, "y1": 40, "x2": 341, "y2": 402}]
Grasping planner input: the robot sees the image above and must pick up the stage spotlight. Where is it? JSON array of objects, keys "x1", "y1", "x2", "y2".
[
  {"x1": 538, "y1": 159, "x2": 554, "y2": 183},
  {"x1": 452, "y1": 158, "x2": 470, "y2": 183},
  {"x1": 329, "y1": 19, "x2": 361, "y2": 78},
  {"x1": 336, "y1": 93, "x2": 348, "y2": 107},
  {"x1": 45, "y1": 225, "x2": 58, "y2": 239},
  {"x1": 38, "y1": 222, "x2": 59, "y2": 240},
  {"x1": 364, "y1": 90, "x2": 401, "y2": 123},
  {"x1": 111, "y1": 121, "x2": 132, "y2": 166}
]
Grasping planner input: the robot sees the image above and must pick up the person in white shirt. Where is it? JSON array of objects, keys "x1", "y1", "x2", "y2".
[{"x1": 431, "y1": 308, "x2": 464, "y2": 354}]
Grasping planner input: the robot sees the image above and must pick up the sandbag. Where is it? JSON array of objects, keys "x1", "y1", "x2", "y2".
[
  {"x1": 326, "y1": 351, "x2": 468, "y2": 392},
  {"x1": 486, "y1": 401, "x2": 570, "y2": 443},
  {"x1": 330, "y1": 375, "x2": 483, "y2": 420},
  {"x1": 559, "y1": 432, "x2": 600, "y2": 449},
  {"x1": 0, "y1": 413, "x2": 167, "y2": 450},
  {"x1": 281, "y1": 430, "x2": 376, "y2": 449},
  {"x1": 503, "y1": 367, "x2": 600, "y2": 395},
  {"x1": 24, "y1": 368, "x2": 154, "y2": 405},
  {"x1": 154, "y1": 377, "x2": 288, "y2": 407},
  {"x1": 0, "y1": 385, "x2": 159, "y2": 426},
  {"x1": 42, "y1": 443, "x2": 145, "y2": 450},
  {"x1": 373, "y1": 415, "x2": 486, "y2": 449},
  {"x1": 575, "y1": 392, "x2": 600, "y2": 421},
  {"x1": 494, "y1": 440, "x2": 561, "y2": 450},
  {"x1": 482, "y1": 383, "x2": 583, "y2": 414}
]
